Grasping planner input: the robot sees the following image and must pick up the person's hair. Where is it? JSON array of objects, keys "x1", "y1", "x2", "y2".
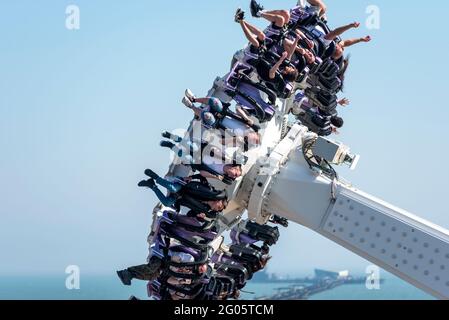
[
  {"x1": 338, "y1": 55, "x2": 350, "y2": 91},
  {"x1": 223, "y1": 198, "x2": 229, "y2": 208},
  {"x1": 283, "y1": 66, "x2": 299, "y2": 82},
  {"x1": 244, "y1": 132, "x2": 261, "y2": 149},
  {"x1": 147, "y1": 256, "x2": 163, "y2": 281},
  {"x1": 235, "y1": 165, "x2": 243, "y2": 175},
  {"x1": 331, "y1": 116, "x2": 344, "y2": 128}
]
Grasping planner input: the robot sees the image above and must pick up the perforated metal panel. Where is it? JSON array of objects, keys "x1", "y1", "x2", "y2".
[{"x1": 323, "y1": 191, "x2": 449, "y2": 298}]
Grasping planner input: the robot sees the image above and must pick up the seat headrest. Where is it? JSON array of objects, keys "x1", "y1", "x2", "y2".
[{"x1": 323, "y1": 41, "x2": 337, "y2": 60}]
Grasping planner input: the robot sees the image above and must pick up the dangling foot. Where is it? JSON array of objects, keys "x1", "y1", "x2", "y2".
[
  {"x1": 250, "y1": 0, "x2": 264, "y2": 18},
  {"x1": 161, "y1": 131, "x2": 182, "y2": 143},
  {"x1": 260, "y1": 255, "x2": 272, "y2": 268},
  {"x1": 184, "y1": 89, "x2": 196, "y2": 103},
  {"x1": 160, "y1": 140, "x2": 176, "y2": 149},
  {"x1": 144, "y1": 169, "x2": 159, "y2": 180},
  {"x1": 138, "y1": 179, "x2": 156, "y2": 189},
  {"x1": 235, "y1": 8, "x2": 245, "y2": 23},
  {"x1": 117, "y1": 269, "x2": 133, "y2": 286},
  {"x1": 182, "y1": 96, "x2": 194, "y2": 109}
]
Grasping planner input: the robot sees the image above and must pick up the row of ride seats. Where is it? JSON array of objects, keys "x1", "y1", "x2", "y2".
[
  {"x1": 147, "y1": 208, "x2": 284, "y2": 300},
  {"x1": 224, "y1": 5, "x2": 345, "y2": 130}
]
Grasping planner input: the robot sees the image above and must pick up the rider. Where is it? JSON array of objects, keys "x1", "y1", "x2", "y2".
[
  {"x1": 160, "y1": 131, "x2": 244, "y2": 183},
  {"x1": 117, "y1": 252, "x2": 209, "y2": 287},
  {"x1": 249, "y1": 0, "x2": 291, "y2": 29},
  {"x1": 138, "y1": 169, "x2": 228, "y2": 216},
  {"x1": 181, "y1": 92, "x2": 261, "y2": 150},
  {"x1": 293, "y1": 91, "x2": 347, "y2": 136}
]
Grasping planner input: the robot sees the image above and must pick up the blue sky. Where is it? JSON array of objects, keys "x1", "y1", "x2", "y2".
[{"x1": 1, "y1": 0, "x2": 449, "y2": 283}]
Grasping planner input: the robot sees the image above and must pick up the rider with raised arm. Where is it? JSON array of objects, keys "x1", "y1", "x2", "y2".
[
  {"x1": 235, "y1": 9, "x2": 299, "y2": 84},
  {"x1": 323, "y1": 22, "x2": 372, "y2": 60}
]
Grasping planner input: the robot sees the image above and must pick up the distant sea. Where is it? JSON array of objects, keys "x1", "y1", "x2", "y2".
[{"x1": 0, "y1": 275, "x2": 434, "y2": 300}]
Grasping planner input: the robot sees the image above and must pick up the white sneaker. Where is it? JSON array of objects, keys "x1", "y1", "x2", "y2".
[
  {"x1": 182, "y1": 97, "x2": 193, "y2": 108},
  {"x1": 184, "y1": 89, "x2": 196, "y2": 102}
]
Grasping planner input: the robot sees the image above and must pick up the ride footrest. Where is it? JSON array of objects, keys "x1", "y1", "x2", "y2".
[
  {"x1": 214, "y1": 261, "x2": 250, "y2": 288},
  {"x1": 244, "y1": 222, "x2": 280, "y2": 246},
  {"x1": 229, "y1": 244, "x2": 264, "y2": 273},
  {"x1": 318, "y1": 76, "x2": 342, "y2": 93},
  {"x1": 318, "y1": 60, "x2": 340, "y2": 79}
]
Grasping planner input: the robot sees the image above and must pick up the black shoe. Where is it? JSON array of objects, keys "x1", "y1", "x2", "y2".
[
  {"x1": 117, "y1": 269, "x2": 132, "y2": 286},
  {"x1": 250, "y1": 0, "x2": 264, "y2": 18},
  {"x1": 129, "y1": 295, "x2": 140, "y2": 301},
  {"x1": 160, "y1": 140, "x2": 176, "y2": 149},
  {"x1": 161, "y1": 131, "x2": 182, "y2": 143},
  {"x1": 144, "y1": 169, "x2": 159, "y2": 180},
  {"x1": 270, "y1": 215, "x2": 289, "y2": 228},
  {"x1": 138, "y1": 179, "x2": 155, "y2": 189},
  {"x1": 161, "y1": 131, "x2": 172, "y2": 139},
  {"x1": 235, "y1": 8, "x2": 245, "y2": 23}
]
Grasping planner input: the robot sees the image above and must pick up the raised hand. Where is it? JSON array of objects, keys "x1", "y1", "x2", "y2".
[
  {"x1": 362, "y1": 35, "x2": 372, "y2": 42},
  {"x1": 304, "y1": 50, "x2": 316, "y2": 64},
  {"x1": 295, "y1": 29, "x2": 305, "y2": 39},
  {"x1": 196, "y1": 213, "x2": 206, "y2": 219},
  {"x1": 338, "y1": 98, "x2": 350, "y2": 106}
]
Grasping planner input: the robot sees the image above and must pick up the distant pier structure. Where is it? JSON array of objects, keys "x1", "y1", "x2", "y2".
[{"x1": 255, "y1": 269, "x2": 383, "y2": 300}]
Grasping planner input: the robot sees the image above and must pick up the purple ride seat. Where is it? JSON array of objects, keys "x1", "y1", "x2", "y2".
[
  {"x1": 225, "y1": 63, "x2": 276, "y2": 121},
  {"x1": 290, "y1": 6, "x2": 310, "y2": 24},
  {"x1": 233, "y1": 82, "x2": 276, "y2": 120},
  {"x1": 230, "y1": 228, "x2": 259, "y2": 245}
]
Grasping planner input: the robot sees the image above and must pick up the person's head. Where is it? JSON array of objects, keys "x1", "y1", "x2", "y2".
[
  {"x1": 338, "y1": 56, "x2": 350, "y2": 90},
  {"x1": 207, "y1": 198, "x2": 228, "y2": 212},
  {"x1": 223, "y1": 164, "x2": 243, "y2": 179},
  {"x1": 332, "y1": 42, "x2": 344, "y2": 60},
  {"x1": 208, "y1": 98, "x2": 223, "y2": 113},
  {"x1": 171, "y1": 252, "x2": 194, "y2": 264},
  {"x1": 331, "y1": 116, "x2": 344, "y2": 128},
  {"x1": 282, "y1": 65, "x2": 299, "y2": 82},
  {"x1": 304, "y1": 50, "x2": 316, "y2": 65}
]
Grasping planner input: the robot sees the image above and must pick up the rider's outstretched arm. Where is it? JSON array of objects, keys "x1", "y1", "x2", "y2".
[
  {"x1": 325, "y1": 22, "x2": 360, "y2": 41},
  {"x1": 269, "y1": 52, "x2": 288, "y2": 79},
  {"x1": 307, "y1": 0, "x2": 327, "y2": 17},
  {"x1": 340, "y1": 36, "x2": 371, "y2": 48}
]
